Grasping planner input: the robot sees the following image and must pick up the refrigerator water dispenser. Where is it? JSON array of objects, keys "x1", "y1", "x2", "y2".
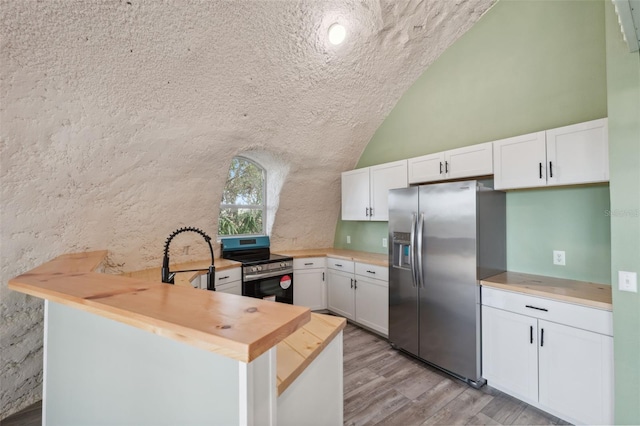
[{"x1": 392, "y1": 232, "x2": 412, "y2": 269}]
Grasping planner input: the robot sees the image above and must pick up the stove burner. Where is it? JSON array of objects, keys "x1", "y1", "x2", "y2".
[{"x1": 221, "y1": 236, "x2": 293, "y2": 278}]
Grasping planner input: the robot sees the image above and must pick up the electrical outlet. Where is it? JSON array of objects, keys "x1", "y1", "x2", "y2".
[
  {"x1": 346, "y1": 235, "x2": 351, "y2": 244},
  {"x1": 618, "y1": 271, "x2": 638, "y2": 293},
  {"x1": 183, "y1": 245, "x2": 190, "y2": 255},
  {"x1": 382, "y1": 238, "x2": 388, "y2": 248},
  {"x1": 553, "y1": 250, "x2": 566, "y2": 266}
]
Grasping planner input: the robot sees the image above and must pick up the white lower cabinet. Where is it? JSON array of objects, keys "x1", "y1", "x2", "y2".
[
  {"x1": 481, "y1": 306, "x2": 538, "y2": 402},
  {"x1": 481, "y1": 287, "x2": 613, "y2": 425},
  {"x1": 327, "y1": 268, "x2": 355, "y2": 320},
  {"x1": 293, "y1": 257, "x2": 327, "y2": 311},
  {"x1": 216, "y1": 280, "x2": 242, "y2": 295},
  {"x1": 353, "y1": 274, "x2": 388, "y2": 336},
  {"x1": 204, "y1": 267, "x2": 242, "y2": 294},
  {"x1": 537, "y1": 319, "x2": 613, "y2": 426},
  {"x1": 327, "y1": 258, "x2": 388, "y2": 336}
]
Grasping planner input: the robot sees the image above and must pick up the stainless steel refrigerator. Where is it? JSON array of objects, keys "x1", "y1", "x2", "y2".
[{"x1": 388, "y1": 179, "x2": 505, "y2": 387}]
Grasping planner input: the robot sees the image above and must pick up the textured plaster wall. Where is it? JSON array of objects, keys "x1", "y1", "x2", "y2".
[{"x1": 0, "y1": 0, "x2": 494, "y2": 418}]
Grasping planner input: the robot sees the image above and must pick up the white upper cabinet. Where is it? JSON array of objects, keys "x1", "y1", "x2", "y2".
[
  {"x1": 446, "y1": 142, "x2": 494, "y2": 180},
  {"x1": 341, "y1": 160, "x2": 407, "y2": 221},
  {"x1": 494, "y1": 118, "x2": 608, "y2": 190},
  {"x1": 341, "y1": 168, "x2": 370, "y2": 221},
  {"x1": 369, "y1": 160, "x2": 408, "y2": 221},
  {"x1": 407, "y1": 152, "x2": 445, "y2": 183},
  {"x1": 408, "y1": 142, "x2": 493, "y2": 184},
  {"x1": 546, "y1": 118, "x2": 609, "y2": 186},
  {"x1": 493, "y1": 132, "x2": 547, "y2": 190}
]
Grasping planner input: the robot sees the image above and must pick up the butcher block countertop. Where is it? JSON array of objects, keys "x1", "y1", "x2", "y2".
[
  {"x1": 123, "y1": 248, "x2": 388, "y2": 287},
  {"x1": 8, "y1": 251, "x2": 310, "y2": 363},
  {"x1": 122, "y1": 258, "x2": 242, "y2": 288},
  {"x1": 481, "y1": 271, "x2": 613, "y2": 311},
  {"x1": 275, "y1": 248, "x2": 388, "y2": 267},
  {"x1": 277, "y1": 313, "x2": 346, "y2": 395}
]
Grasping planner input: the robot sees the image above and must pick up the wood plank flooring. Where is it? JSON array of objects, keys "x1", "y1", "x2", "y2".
[
  {"x1": 342, "y1": 322, "x2": 571, "y2": 426},
  {"x1": 1, "y1": 322, "x2": 571, "y2": 426},
  {"x1": 0, "y1": 400, "x2": 41, "y2": 426}
]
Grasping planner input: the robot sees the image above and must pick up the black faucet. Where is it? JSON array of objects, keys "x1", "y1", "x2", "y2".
[{"x1": 161, "y1": 227, "x2": 216, "y2": 291}]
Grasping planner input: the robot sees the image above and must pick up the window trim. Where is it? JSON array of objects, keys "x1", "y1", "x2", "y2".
[{"x1": 218, "y1": 156, "x2": 267, "y2": 237}]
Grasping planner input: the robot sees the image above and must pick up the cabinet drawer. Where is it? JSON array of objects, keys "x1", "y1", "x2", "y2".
[
  {"x1": 216, "y1": 281, "x2": 242, "y2": 296},
  {"x1": 215, "y1": 267, "x2": 242, "y2": 285},
  {"x1": 355, "y1": 263, "x2": 388, "y2": 282},
  {"x1": 327, "y1": 258, "x2": 354, "y2": 273},
  {"x1": 482, "y1": 287, "x2": 612, "y2": 336},
  {"x1": 293, "y1": 257, "x2": 326, "y2": 270}
]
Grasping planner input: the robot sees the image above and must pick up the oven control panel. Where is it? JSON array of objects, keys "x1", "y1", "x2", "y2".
[{"x1": 243, "y1": 259, "x2": 293, "y2": 281}]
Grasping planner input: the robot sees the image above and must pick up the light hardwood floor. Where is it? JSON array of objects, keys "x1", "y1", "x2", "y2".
[
  {"x1": 343, "y1": 322, "x2": 570, "y2": 426},
  {"x1": 1, "y1": 322, "x2": 570, "y2": 426},
  {"x1": 0, "y1": 400, "x2": 41, "y2": 426}
]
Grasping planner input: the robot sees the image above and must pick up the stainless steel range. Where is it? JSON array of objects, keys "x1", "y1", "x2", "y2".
[{"x1": 221, "y1": 236, "x2": 294, "y2": 304}]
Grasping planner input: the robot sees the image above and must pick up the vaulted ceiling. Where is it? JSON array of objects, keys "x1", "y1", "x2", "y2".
[
  {"x1": 0, "y1": 0, "x2": 501, "y2": 416},
  {"x1": 0, "y1": 0, "x2": 494, "y2": 273}
]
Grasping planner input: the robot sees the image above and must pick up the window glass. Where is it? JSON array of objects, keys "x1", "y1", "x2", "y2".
[{"x1": 218, "y1": 157, "x2": 265, "y2": 236}]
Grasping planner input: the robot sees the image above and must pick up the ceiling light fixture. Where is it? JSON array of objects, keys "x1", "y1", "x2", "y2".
[{"x1": 328, "y1": 23, "x2": 346, "y2": 45}]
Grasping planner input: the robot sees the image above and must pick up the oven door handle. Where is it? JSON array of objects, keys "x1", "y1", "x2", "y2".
[{"x1": 243, "y1": 270, "x2": 293, "y2": 282}]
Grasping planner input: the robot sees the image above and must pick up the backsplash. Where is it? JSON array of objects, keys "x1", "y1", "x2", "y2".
[{"x1": 333, "y1": 221, "x2": 388, "y2": 255}]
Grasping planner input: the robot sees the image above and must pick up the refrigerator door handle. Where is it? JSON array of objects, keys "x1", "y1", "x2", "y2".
[
  {"x1": 416, "y1": 212, "x2": 425, "y2": 288},
  {"x1": 410, "y1": 213, "x2": 418, "y2": 288}
]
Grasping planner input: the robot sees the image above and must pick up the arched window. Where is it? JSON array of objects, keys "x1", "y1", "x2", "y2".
[{"x1": 218, "y1": 157, "x2": 266, "y2": 236}]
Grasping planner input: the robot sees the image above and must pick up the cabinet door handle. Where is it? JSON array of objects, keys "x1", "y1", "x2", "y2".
[
  {"x1": 366, "y1": 270, "x2": 376, "y2": 274},
  {"x1": 369, "y1": 207, "x2": 373, "y2": 216},
  {"x1": 530, "y1": 326, "x2": 533, "y2": 344},
  {"x1": 440, "y1": 162, "x2": 443, "y2": 174},
  {"x1": 354, "y1": 279, "x2": 357, "y2": 290},
  {"x1": 549, "y1": 161, "x2": 553, "y2": 178},
  {"x1": 336, "y1": 264, "x2": 343, "y2": 267},
  {"x1": 445, "y1": 161, "x2": 449, "y2": 173},
  {"x1": 322, "y1": 272, "x2": 325, "y2": 281},
  {"x1": 540, "y1": 328, "x2": 545, "y2": 347},
  {"x1": 539, "y1": 162, "x2": 543, "y2": 179},
  {"x1": 350, "y1": 278, "x2": 353, "y2": 288},
  {"x1": 304, "y1": 262, "x2": 314, "y2": 266},
  {"x1": 365, "y1": 207, "x2": 369, "y2": 217},
  {"x1": 525, "y1": 305, "x2": 548, "y2": 312},
  {"x1": 219, "y1": 276, "x2": 229, "y2": 280}
]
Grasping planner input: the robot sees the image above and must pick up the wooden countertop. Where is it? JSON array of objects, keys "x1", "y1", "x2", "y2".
[
  {"x1": 119, "y1": 254, "x2": 348, "y2": 395},
  {"x1": 9, "y1": 251, "x2": 310, "y2": 363},
  {"x1": 481, "y1": 271, "x2": 613, "y2": 310},
  {"x1": 122, "y1": 258, "x2": 242, "y2": 288},
  {"x1": 124, "y1": 249, "x2": 389, "y2": 288},
  {"x1": 276, "y1": 313, "x2": 346, "y2": 395},
  {"x1": 275, "y1": 248, "x2": 388, "y2": 267}
]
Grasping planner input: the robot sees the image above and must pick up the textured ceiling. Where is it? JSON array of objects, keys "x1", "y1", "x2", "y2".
[
  {"x1": 1, "y1": 0, "x2": 494, "y2": 269},
  {"x1": 0, "y1": 0, "x2": 495, "y2": 417}
]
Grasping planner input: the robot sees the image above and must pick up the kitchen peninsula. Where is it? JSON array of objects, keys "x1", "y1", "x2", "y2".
[{"x1": 8, "y1": 251, "x2": 345, "y2": 426}]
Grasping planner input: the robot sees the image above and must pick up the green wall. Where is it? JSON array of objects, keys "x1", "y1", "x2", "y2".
[
  {"x1": 605, "y1": 2, "x2": 640, "y2": 424},
  {"x1": 506, "y1": 185, "x2": 610, "y2": 283},
  {"x1": 334, "y1": 0, "x2": 612, "y2": 284}
]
